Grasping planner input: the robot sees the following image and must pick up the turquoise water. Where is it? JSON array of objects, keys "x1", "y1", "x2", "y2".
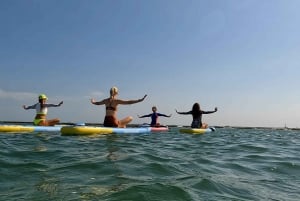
[{"x1": 0, "y1": 127, "x2": 299, "y2": 201}]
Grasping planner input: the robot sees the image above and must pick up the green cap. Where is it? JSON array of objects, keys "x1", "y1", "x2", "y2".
[{"x1": 38, "y1": 94, "x2": 48, "y2": 100}]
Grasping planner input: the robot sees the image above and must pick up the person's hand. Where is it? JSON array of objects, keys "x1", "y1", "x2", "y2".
[
  {"x1": 59, "y1": 101, "x2": 63, "y2": 106},
  {"x1": 90, "y1": 98, "x2": 95, "y2": 104},
  {"x1": 139, "y1": 95, "x2": 147, "y2": 102},
  {"x1": 214, "y1": 107, "x2": 218, "y2": 112},
  {"x1": 175, "y1": 109, "x2": 178, "y2": 113},
  {"x1": 23, "y1": 105, "x2": 27, "y2": 110}
]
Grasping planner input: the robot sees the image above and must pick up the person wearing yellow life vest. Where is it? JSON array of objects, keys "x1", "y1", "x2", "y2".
[{"x1": 23, "y1": 94, "x2": 63, "y2": 126}]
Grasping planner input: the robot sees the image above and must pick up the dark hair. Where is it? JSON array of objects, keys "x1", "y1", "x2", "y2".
[{"x1": 191, "y1": 103, "x2": 201, "y2": 118}]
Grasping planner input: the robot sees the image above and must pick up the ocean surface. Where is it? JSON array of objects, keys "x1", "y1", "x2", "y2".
[{"x1": 0, "y1": 126, "x2": 299, "y2": 201}]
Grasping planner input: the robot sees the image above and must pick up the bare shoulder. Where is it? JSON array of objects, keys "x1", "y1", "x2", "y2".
[
  {"x1": 114, "y1": 98, "x2": 122, "y2": 103},
  {"x1": 115, "y1": 98, "x2": 130, "y2": 104},
  {"x1": 95, "y1": 98, "x2": 110, "y2": 105},
  {"x1": 103, "y1": 98, "x2": 112, "y2": 103}
]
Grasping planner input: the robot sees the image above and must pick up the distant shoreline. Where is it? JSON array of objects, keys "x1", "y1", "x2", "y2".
[{"x1": 1, "y1": 121, "x2": 299, "y2": 130}]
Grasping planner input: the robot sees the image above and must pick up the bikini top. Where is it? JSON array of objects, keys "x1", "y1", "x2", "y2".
[{"x1": 106, "y1": 101, "x2": 116, "y2": 111}]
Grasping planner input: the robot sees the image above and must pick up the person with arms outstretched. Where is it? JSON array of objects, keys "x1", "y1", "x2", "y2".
[
  {"x1": 138, "y1": 106, "x2": 171, "y2": 127},
  {"x1": 23, "y1": 94, "x2": 63, "y2": 126},
  {"x1": 176, "y1": 103, "x2": 217, "y2": 128},
  {"x1": 91, "y1": 86, "x2": 147, "y2": 128}
]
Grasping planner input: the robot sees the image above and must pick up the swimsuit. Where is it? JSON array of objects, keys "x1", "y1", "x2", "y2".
[
  {"x1": 33, "y1": 104, "x2": 47, "y2": 125},
  {"x1": 33, "y1": 119, "x2": 44, "y2": 126},
  {"x1": 106, "y1": 102, "x2": 116, "y2": 111},
  {"x1": 191, "y1": 112, "x2": 203, "y2": 128},
  {"x1": 191, "y1": 118, "x2": 202, "y2": 128},
  {"x1": 104, "y1": 100, "x2": 118, "y2": 127},
  {"x1": 104, "y1": 116, "x2": 119, "y2": 127}
]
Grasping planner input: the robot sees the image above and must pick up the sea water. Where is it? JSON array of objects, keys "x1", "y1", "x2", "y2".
[{"x1": 0, "y1": 127, "x2": 299, "y2": 201}]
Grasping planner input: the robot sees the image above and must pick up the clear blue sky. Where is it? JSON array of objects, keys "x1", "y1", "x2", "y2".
[{"x1": 1, "y1": 0, "x2": 300, "y2": 128}]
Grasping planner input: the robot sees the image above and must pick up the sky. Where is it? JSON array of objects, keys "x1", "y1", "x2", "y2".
[{"x1": 1, "y1": 0, "x2": 300, "y2": 128}]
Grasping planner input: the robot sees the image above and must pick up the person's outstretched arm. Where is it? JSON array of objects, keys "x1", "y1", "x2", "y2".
[
  {"x1": 118, "y1": 94, "x2": 147, "y2": 105},
  {"x1": 202, "y1": 107, "x2": 218, "y2": 114},
  {"x1": 90, "y1": 98, "x2": 106, "y2": 105},
  {"x1": 47, "y1": 101, "x2": 64, "y2": 107},
  {"x1": 138, "y1": 113, "x2": 152, "y2": 118},
  {"x1": 23, "y1": 104, "x2": 36, "y2": 110},
  {"x1": 158, "y1": 113, "x2": 172, "y2": 117},
  {"x1": 175, "y1": 109, "x2": 191, "y2": 115}
]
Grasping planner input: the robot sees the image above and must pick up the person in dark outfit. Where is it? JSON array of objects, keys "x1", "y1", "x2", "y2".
[
  {"x1": 138, "y1": 106, "x2": 171, "y2": 127},
  {"x1": 176, "y1": 103, "x2": 217, "y2": 128}
]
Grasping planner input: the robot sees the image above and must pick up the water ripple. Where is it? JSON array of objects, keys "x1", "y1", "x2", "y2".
[{"x1": 0, "y1": 128, "x2": 299, "y2": 200}]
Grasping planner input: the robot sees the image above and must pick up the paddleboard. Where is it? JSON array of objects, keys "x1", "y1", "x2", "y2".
[
  {"x1": 179, "y1": 127, "x2": 216, "y2": 134},
  {"x1": 61, "y1": 126, "x2": 151, "y2": 135},
  {"x1": 0, "y1": 125, "x2": 62, "y2": 133},
  {"x1": 149, "y1": 127, "x2": 169, "y2": 132},
  {"x1": 139, "y1": 124, "x2": 169, "y2": 132}
]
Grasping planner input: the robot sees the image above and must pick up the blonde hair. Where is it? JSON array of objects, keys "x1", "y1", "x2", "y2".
[{"x1": 110, "y1": 86, "x2": 118, "y2": 97}]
